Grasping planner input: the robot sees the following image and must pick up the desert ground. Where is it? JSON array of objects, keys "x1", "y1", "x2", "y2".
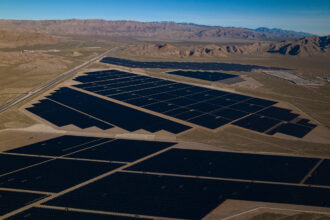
[{"x1": 0, "y1": 25, "x2": 330, "y2": 219}]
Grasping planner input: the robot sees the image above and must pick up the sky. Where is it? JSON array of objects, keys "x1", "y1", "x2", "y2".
[{"x1": 1, "y1": 0, "x2": 330, "y2": 35}]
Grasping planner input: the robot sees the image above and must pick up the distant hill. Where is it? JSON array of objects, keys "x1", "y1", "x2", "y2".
[
  {"x1": 254, "y1": 27, "x2": 313, "y2": 37},
  {"x1": 0, "y1": 19, "x2": 313, "y2": 42},
  {"x1": 189, "y1": 26, "x2": 312, "y2": 41},
  {"x1": 268, "y1": 35, "x2": 330, "y2": 56},
  {"x1": 120, "y1": 36, "x2": 330, "y2": 57},
  {"x1": 0, "y1": 30, "x2": 60, "y2": 48}
]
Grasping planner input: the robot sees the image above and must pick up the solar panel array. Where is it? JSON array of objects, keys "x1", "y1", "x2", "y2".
[
  {"x1": 101, "y1": 56, "x2": 285, "y2": 71},
  {"x1": 6, "y1": 207, "x2": 143, "y2": 220},
  {"x1": 45, "y1": 172, "x2": 330, "y2": 219},
  {"x1": 166, "y1": 70, "x2": 239, "y2": 82},
  {"x1": 27, "y1": 86, "x2": 190, "y2": 134},
  {"x1": 0, "y1": 190, "x2": 46, "y2": 216},
  {"x1": 72, "y1": 69, "x2": 316, "y2": 138},
  {"x1": 2, "y1": 135, "x2": 330, "y2": 219},
  {"x1": 126, "y1": 148, "x2": 319, "y2": 183},
  {"x1": 27, "y1": 99, "x2": 113, "y2": 130}
]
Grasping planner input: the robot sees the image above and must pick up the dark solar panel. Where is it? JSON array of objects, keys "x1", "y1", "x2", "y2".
[
  {"x1": 26, "y1": 99, "x2": 113, "y2": 130},
  {"x1": 0, "y1": 190, "x2": 46, "y2": 216},
  {"x1": 267, "y1": 122, "x2": 315, "y2": 138},
  {"x1": 305, "y1": 159, "x2": 330, "y2": 186},
  {"x1": 0, "y1": 159, "x2": 122, "y2": 193},
  {"x1": 101, "y1": 56, "x2": 285, "y2": 71},
  {"x1": 65, "y1": 139, "x2": 175, "y2": 162},
  {"x1": 166, "y1": 70, "x2": 239, "y2": 82},
  {"x1": 43, "y1": 88, "x2": 190, "y2": 134},
  {"x1": 233, "y1": 114, "x2": 281, "y2": 132},
  {"x1": 127, "y1": 148, "x2": 319, "y2": 183},
  {"x1": 144, "y1": 102, "x2": 179, "y2": 113},
  {"x1": 6, "y1": 207, "x2": 146, "y2": 220},
  {"x1": 44, "y1": 172, "x2": 330, "y2": 219},
  {"x1": 69, "y1": 69, "x2": 316, "y2": 137},
  {"x1": 0, "y1": 154, "x2": 48, "y2": 176},
  {"x1": 211, "y1": 108, "x2": 249, "y2": 120},
  {"x1": 188, "y1": 114, "x2": 231, "y2": 128},
  {"x1": 296, "y1": 118, "x2": 317, "y2": 128},
  {"x1": 257, "y1": 106, "x2": 299, "y2": 121},
  {"x1": 7, "y1": 135, "x2": 107, "y2": 157}
]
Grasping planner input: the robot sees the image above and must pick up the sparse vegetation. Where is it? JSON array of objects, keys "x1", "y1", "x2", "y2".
[
  {"x1": 250, "y1": 212, "x2": 330, "y2": 220},
  {"x1": 0, "y1": 19, "x2": 329, "y2": 220},
  {"x1": 178, "y1": 125, "x2": 330, "y2": 157},
  {"x1": 0, "y1": 35, "x2": 113, "y2": 128}
]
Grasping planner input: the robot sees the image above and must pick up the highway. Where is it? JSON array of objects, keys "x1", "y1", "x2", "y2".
[{"x1": 0, "y1": 47, "x2": 117, "y2": 113}]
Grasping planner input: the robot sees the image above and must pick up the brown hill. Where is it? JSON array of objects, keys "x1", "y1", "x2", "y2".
[
  {"x1": 120, "y1": 36, "x2": 330, "y2": 58},
  {"x1": 190, "y1": 27, "x2": 270, "y2": 40},
  {"x1": 0, "y1": 19, "x2": 310, "y2": 42},
  {"x1": 268, "y1": 35, "x2": 330, "y2": 56},
  {"x1": 121, "y1": 42, "x2": 269, "y2": 57},
  {"x1": 0, "y1": 30, "x2": 59, "y2": 48}
]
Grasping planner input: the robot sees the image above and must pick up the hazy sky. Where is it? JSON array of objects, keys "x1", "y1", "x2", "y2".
[{"x1": 1, "y1": 0, "x2": 330, "y2": 35}]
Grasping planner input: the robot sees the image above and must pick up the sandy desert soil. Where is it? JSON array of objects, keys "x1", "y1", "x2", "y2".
[{"x1": 0, "y1": 36, "x2": 329, "y2": 219}]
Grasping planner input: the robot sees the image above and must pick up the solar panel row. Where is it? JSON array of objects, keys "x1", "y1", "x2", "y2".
[
  {"x1": 101, "y1": 56, "x2": 285, "y2": 71},
  {"x1": 6, "y1": 135, "x2": 175, "y2": 163},
  {"x1": 166, "y1": 70, "x2": 239, "y2": 82},
  {"x1": 0, "y1": 190, "x2": 46, "y2": 216},
  {"x1": 0, "y1": 158, "x2": 122, "y2": 193},
  {"x1": 1, "y1": 136, "x2": 176, "y2": 194},
  {"x1": 267, "y1": 122, "x2": 316, "y2": 138},
  {"x1": 126, "y1": 148, "x2": 319, "y2": 184},
  {"x1": 305, "y1": 159, "x2": 330, "y2": 186},
  {"x1": 6, "y1": 207, "x2": 144, "y2": 220},
  {"x1": 44, "y1": 172, "x2": 330, "y2": 219},
  {"x1": 2, "y1": 135, "x2": 329, "y2": 219},
  {"x1": 0, "y1": 154, "x2": 48, "y2": 176},
  {"x1": 73, "y1": 69, "x2": 135, "y2": 83},
  {"x1": 26, "y1": 87, "x2": 191, "y2": 134},
  {"x1": 7, "y1": 135, "x2": 103, "y2": 156},
  {"x1": 26, "y1": 99, "x2": 113, "y2": 130},
  {"x1": 72, "y1": 70, "x2": 316, "y2": 138}
]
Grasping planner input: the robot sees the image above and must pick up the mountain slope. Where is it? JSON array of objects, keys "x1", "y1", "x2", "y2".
[
  {"x1": 0, "y1": 30, "x2": 60, "y2": 48},
  {"x1": 0, "y1": 19, "x2": 312, "y2": 41},
  {"x1": 268, "y1": 35, "x2": 330, "y2": 56},
  {"x1": 254, "y1": 27, "x2": 313, "y2": 37},
  {"x1": 120, "y1": 36, "x2": 330, "y2": 57}
]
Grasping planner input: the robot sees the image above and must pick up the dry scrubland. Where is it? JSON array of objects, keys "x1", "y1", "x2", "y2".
[
  {"x1": 1, "y1": 38, "x2": 329, "y2": 154},
  {"x1": 120, "y1": 36, "x2": 330, "y2": 58},
  {"x1": 0, "y1": 40, "x2": 114, "y2": 129},
  {"x1": 249, "y1": 212, "x2": 330, "y2": 220},
  {"x1": 111, "y1": 49, "x2": 330, "y2": 127},
  {"x1": 0, "y1": 28, "x2": 329, "y2": 219},
  {"x1": 102, "y1": 49, "x2": 330, "y2": 158},
  {"x1": 0, "y1": 30, "x2": 59, "y2": 48}
]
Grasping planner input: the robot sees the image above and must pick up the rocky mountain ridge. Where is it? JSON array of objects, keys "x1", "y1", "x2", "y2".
[
  {"x1": 120, "y1": 36, "x2": 330, "y2": 57},
  {"x1": 0, "y1": 30, "x2": 59, "y2": 48},
  {"x1": 0, "y1": 19, "x2": 312, "y2": 41}
]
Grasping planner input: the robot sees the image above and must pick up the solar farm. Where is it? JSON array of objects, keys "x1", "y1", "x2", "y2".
[
  {"x1": 1, "y1": 57, "x2": 329, "y2": 219},
  {"x1": 26, "y1": 69, "x2": 316, "y2": 138},
  {"x1": 100, "y1": 57, "x2": 286, "y2": 71},
  {"x1": 1, "y1": 135, "x2": 330, "y2": 219},
  {"x1": 166, "y1": 70, "x2": 240, "y2": 82}
]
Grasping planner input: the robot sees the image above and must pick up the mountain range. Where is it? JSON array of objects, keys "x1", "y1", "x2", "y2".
[
  {"x1": 0, "y1": 19, "x2": 312, "y2": 41},
  {"x1": 120, "y1": 35, "x2": 330, "y2": 57},
  {"x1": 0, "y1": 19, "x2": 328, "y2": 57},
  {"x1": 0, "y1": 30, "x2": 59, "y2": 48}
]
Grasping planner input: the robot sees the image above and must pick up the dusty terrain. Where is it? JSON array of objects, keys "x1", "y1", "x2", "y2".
[
  {"x1": 0, "y1": 32, "x2": 116, "y2": 129},
  {"x1": 119, "y1": 35, "x2": 330, "y2": 58},
  {"x1": 0, "y1": 30, "x2": 60, "y2": 48},
  {"x1": 0, "y1": 24, "x2": 329, "y2": 219},
  {"x1": 0, "y1": 19, "x2": 311, "y2": 41}
]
